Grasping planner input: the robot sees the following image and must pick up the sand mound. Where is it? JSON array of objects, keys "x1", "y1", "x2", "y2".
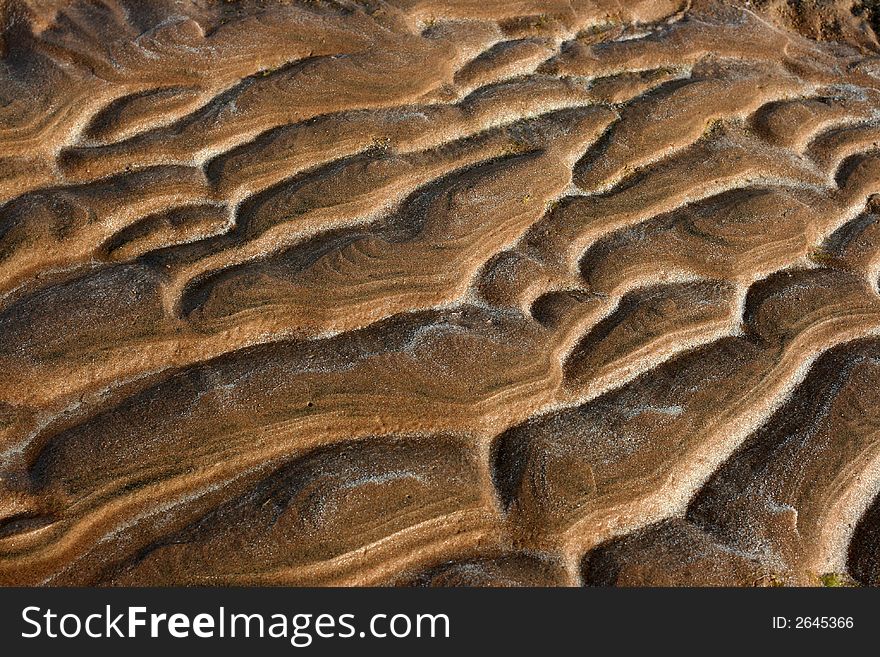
[{"x1": 2, "y1": 0, "x2": 880, "y2": 586}]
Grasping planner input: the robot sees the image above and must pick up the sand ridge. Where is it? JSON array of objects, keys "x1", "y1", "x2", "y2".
[{"x1": 2, "y1": 0, "x2": 880, "y2": 586}]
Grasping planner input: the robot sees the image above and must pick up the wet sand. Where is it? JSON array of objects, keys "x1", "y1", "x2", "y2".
[{"x1": 2, "y1": 0, "x2": 880, "y2": 586}]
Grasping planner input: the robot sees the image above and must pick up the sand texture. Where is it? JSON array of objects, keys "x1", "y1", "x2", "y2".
[{"x1": 3, "y1": 0, "x2": 880, "y2": 586}]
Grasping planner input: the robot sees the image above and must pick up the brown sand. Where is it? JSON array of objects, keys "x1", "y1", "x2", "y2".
[{"x1": 2, "y1": 0, "x2": 880, "y2": 586}]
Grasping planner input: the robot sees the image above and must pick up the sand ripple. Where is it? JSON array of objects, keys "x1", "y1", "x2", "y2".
[{"x1": 2, "y1": 0, "x2": 880, "y2": 585}]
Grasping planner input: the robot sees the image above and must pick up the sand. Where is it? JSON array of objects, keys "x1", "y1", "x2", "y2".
[{"x1": 2, "y1": 0, "x2": 880, "y2": 586}]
